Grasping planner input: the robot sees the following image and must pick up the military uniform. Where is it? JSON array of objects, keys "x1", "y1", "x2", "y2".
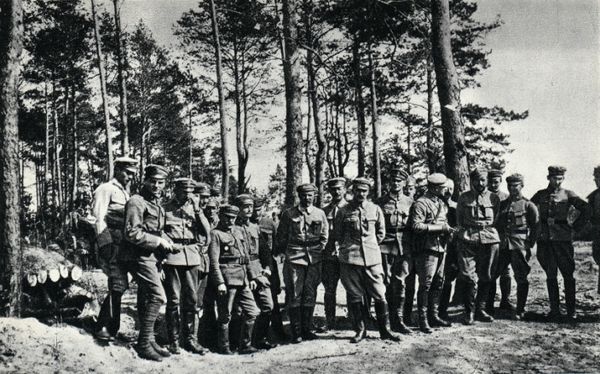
[
  {"x1": 92, "y1": 157, "x2": 137, "y2": 341},
  {"x1": 321, "y1": 177, "x2": 348, "y2": 330},
  {"x1": 335, "y1": 178, "x2": 399, "y2": 343},
  {"x1": 123, "y1": 164, "x2": 172, "y2": 361},
  {"x1": 276, "y1": 183, "x2": 328, "y2": 343},
  {"x1": 409, "y1": 174, "x2": 454, "y2": 333},
  {"x1": 531, "y1": 166, "x2": 589, "y2": 319},
  {"x1": 236, "y1": 194, "x2": 275, "y2": 349},
  {"x1": 456, "y1": 168, "x2": 501, "y2": 324},
  {"x1": 496, "y1": 174, "x2": 539, "y2": 319},
  {"x1": 587, "y1": 166, "x2": 600, "y2": 284},
  {"x1": 162, "y1": 178, "x2": 211, "y2": 354},
  {"x1": 209, "y1": 205, "x2": 260, "y2": 355}
]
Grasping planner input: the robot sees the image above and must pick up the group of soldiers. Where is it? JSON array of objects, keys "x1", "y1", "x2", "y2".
[{"x1": 91, "y1": 156, "x2": 600, "y2": 361}]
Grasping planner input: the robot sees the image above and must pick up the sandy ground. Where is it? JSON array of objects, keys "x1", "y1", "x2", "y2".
[{"x1": 2, "y1": 242, "x2": 600, "y2": 374}]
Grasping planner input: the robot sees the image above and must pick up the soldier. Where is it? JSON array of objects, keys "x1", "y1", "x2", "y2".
[
  {"x1": 204, "y1": 198, "x2": 220, "y2": 228},
  {"x1": 321, "y1": 177, "x2": 348, "y2": 332},
  {"x1": 409, "y1": 173, "x2": 455, "y2": 333},
  {"x1": 487, "y1": 169, "x2": 514, "y2": 314},
  {"x1": 587, "y1": 166, "x2": 600, "y2": 290},
  {"x1": 404, "y1": 176, "x2": 417, "y2": 199},
  {"x1": 92, "y1": 157, "x2": 138, "y2": 342},
  {"x1": 123, "y1": 164, "x2": 176, "y2": 361},
  {"x1": 236, "y1": 194, "x2": 276, "y2": 349},
  {"x1": 531, "y1": 166, "x2": 589, "y2": 321},
  {"x1": 209, "y1": 205, "x2": 260, "y2": 355},
  {"x1": 251, "y1": 198, "x2": 287, "y2": 340},
  {"x1": 276, "y1": 183, "x2": 328, "y2": 343},
  {"x1": 162, "y1": 178, "x2": 211, "y2": 354},
  {"x1": 377, "y1": 168, "x2": 413, "y2": 335},
  {"x1": 195, "y1": 182, "x2": 212, "y2": 210},
  {"x1": 456, "y1": 168, "x2": 501, "y2": 325},
  {"x1": 495, "y1": 174, "x2": 540, "y2": 320},
  {"x1": 335, "y1": 177, "x2": 400, "y2": 343}
]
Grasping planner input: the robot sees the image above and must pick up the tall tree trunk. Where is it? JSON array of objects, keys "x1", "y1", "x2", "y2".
[
  {"x1": 0, "y1": 0, "x2": 23, "y2": 317},
  {"x1": 233, "y1": 42, "x2": 247, "y2": 194},
  {"x1": 188, "y1": 110, "x2": 193, "y2": 178},
  {"x1": 352, "y1": 37, "x2": 366, "y2": 176},
  {"x1": 305, "y1": 1, "x2": 325, "y2": 203},
  {"x1": 425, "y1": 55, "x2": 436, "y2": 173},
  {"x1": 91, "y1": 0, "x2": 114, "y2": 179},
  {"x1": 282, "y1": 0, "x2": 303, "y2": 206},
  {"x1": 70, "y1": 91, "x2": 78, "y2": 212},
  {"x1": 304, "y1": 85, "x2": 314, "y2": 183},
  {"x1": 112, "y1": 0, "x2": 129, "y2": 156},
  {"x1": 43, "y1": 80, "x2": 50, "y2": 213},
  {"x1": 209, "y1": 0, "x2": 230, "y2": 200},
  {"x1": 368, "y1": 46, "x2": 381, "y2": 198},
  {"x1": 52, "y1": 89, "x2": 63, "y2": 215},
  {"x1": 431, "y1": 0, "x2": 469, "y2": 194}
]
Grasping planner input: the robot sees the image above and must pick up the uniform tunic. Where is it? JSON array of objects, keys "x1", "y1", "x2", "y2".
[
  {"x1": 277, "y1": 205, "x2": 328, "y2": 308},
  {"x1": 587, "y1": 189, "x2": 600, "y2": 265},
  {"x1": 335, "y1": 200, "x2": 387, "y2": 304},
  {"x1": 209, "y1": 225, "x2": 259, "y2": 324},
  {"x1": 92, "y1": 179, "x2": 130, "y2": 292},
  {"x1": 321, "y1": 199, "x2": 347, "y2": 301}
]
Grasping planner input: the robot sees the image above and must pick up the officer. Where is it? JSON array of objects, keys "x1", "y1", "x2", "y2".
[
  {"x1": 456, "y1": 168, "x2": 501, "y2": 325},
  {"x1": 209, "y1": 205, "x2": 260, "y2": 355},
  {"x1": 162, "y1": 178, "x2": 211, "y2": 354},
  {"x1": 531, "y1": 166, "x2": 589, "y2": 321},
  {"x1": 251, "y1": 199, "x2": 287, "y2": 340},
  {"x1": 321, "y1": 177, "x2": 348, "y2": 332},
  {"x1": 335, "y1": 177, "x2": 400, "y2": 343},
  {"x1": 204, "y1": 198, "x2": 220, "y2": 228},
  {"x1": 123, "y1": 164, "x2": 176, "y2": 361},
  {"x1": 495, "y1": 174, "x2": 540, "y2": 320},
  {"x1": 195, "y1": 182, "x2": 212, "y2": 210},
  {"x1": 236, "y1": 194, "x2": 275, "y2": 349},
  {"x1": 276, "y1": 183, "x2": 328, "y2": 343},
  {"x1": 404, "y1": 176, "x2": 417, "y2": 199},
  {"x1": 377, "y1": 168, "x2": 413, "y2": 335},
  {"x1": 409, "y1": 173, "x2": 455, "y2": 333},
  {"x1": 487, "y1": 169, "x2": 513, "y2": 314},
  {"x1": 587, "y1": 166, "x2": 600, "y2": 291},
  {"x1": 92, "y1": 157, "x2": 137, "y2": 342}
]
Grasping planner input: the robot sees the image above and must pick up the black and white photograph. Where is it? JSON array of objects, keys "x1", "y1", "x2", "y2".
[{"x1": 0, "y1": 0, "x2": 599, "y2": 372}]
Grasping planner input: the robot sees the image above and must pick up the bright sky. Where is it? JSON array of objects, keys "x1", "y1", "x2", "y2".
[{"x1": 109, "y1": 0, "x2": 600, "y2": 197}]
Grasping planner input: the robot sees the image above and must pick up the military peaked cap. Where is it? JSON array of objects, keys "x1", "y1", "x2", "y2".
[
  {"x1": 195, "y1": 182, "x2": 211, "y2": 196},
  {"x1": 469, "y1": 167, "x2": 488, "y2": 179},
  {"x1": 326, "y1": 177, "x2": 346, "y2": 189},
  {"x1": 173, "y1": 177, "x2": 195, "y2": 190},
  {"x1": 114, "y1": 156, "x2": 138, "y2": 173},
  {"x1": 506, "y1": 173, "x2": 524, "y2": 184},
  {"x1": 296, "y1": 183, "x2": 318, "y2": 194},
  {"x1": 206, "y1": 198, "x2": 219, "y2": 208},
  {"x1": 145, "y1": 164, "x2": 168, "y2": 180},
  {"x1": 235, "y1": 194, "x2": 254, "y2": 206},
  {"x1": 253, "y1": 198, "x2": 265, "y2": 208},
  {"x1": 220, "y1": 204, "x2": 239, "y2": 217},
  {"x1": 352, "y1": 177, "x2": 372, "y2": 190},
  {"x1": 548, "y1": 165, "x2": 566, "y2": 176},
  {"x1": 391, "y1": 167, "x2": 409, "y2": 181},
  {"x1": 427, "y1": 173, "x2": 447, "y2": 186},
  {"x1": 488, "y1": 169, "x2": 504, "y2": 179}
]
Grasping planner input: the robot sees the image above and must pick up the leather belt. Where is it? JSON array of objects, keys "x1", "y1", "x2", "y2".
[
  {"x1": 507, "y1": 229, "x2": 528, "y2": 234},
  {"x1": 172, "y1": 239, "x2": 196, "y2": 245},
  {"x1": 220, "y1": 256, "x2": 249, "y2": 265},
  {"x1": 289, "y1": 240, "x2": 321, "y2": 247}
]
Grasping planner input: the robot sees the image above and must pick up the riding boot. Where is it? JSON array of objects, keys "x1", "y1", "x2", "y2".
[
  {"x1": 270, "y1": 309, "x2": 288, "y2": 341},
  {"x1": 254, "y1": 312, "x2": 276, "y2": 349},
  {"x1": 463, "y1": 282, "x2": 476, "y2": 325},
  {"x1": 417, "y1": 290, "x2": 432, "y2": 333},
  {"x1": 108, "y1": 292, "x2": 123, "y2": 337},
  {"x1": 182, "y1": 312, "x2": 207, "y2": 354},
  {"x1": 428, "y1": 286, "x2": 451, "y2": 327},
  {"x1": 288, "y1": 307, "x2": 302, "y2": 344},
  {"x1": 217, "y1": 323, "x2": 233, "y2": 355},
  {"x1": 486, "y1": 281, "x2": 497, "y2": 316},
  {"x1": 166, "y1": 309, "x2": 181, "y2": 354},
  {"x1": 403, "y1": 274, "x2": 416, "y2": 325},
  {"x1": 136, "y1": 301, "x2": 163, "y2": 361},
  {"x1": 374, "y1": 301, "x2": 400, "y2": 341},
  {"x1": 95, "y1": 294, "x2": 114, "y2": 342},
  {"x1": 301, "y1": 306, "x2": 318, "y2": 340},
  {"x1": 439, "y1": 281, "x2": 452, "y2": 320},
  {"x1": 475, "y1": 282, "x2": 494, "y2": 322},
  {"x1": 238, "y1": 318, "x2": 259, "y2": 354},
  {"x1": 515, "y1": 283, "x2": 529, "y2": 320},
  {"x1": 349, "y1": 302, "x2": 366, "y2": 343},
  {"x1": 546, "y1": 278, "x2": 561, "y2": 320},
  {"x1": 451, "y1": 277, "x2": 466, "y2": 306},
  {"x1": 391, "y1": 282, "x2": 412, "y2": 334},
  {"x1": 323, "y1": 292, "x2": 337, "y2": 331},
  {"x1": 499, "y1": 275, "x2": 514, "y2": 311},
  {"x1": 564, "y1": 278, "x2": 577, "y2": 321}
]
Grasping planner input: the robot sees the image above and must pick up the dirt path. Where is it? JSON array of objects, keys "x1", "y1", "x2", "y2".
[{"x1": 2, "y1": 242, "x2": 600, "y2": 373}]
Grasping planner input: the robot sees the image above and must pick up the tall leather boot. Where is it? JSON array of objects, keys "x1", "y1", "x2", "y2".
[
  {"x1": 428, "y1": 285, "x2": 451, "y2": 328},
  {"x1": 386, "y1": 287, "x2": 399, "y2": 332},
  {"x1": 500, "y1": 275, "x2": 513, "y2": 311},
  {"x1": 475, "y1": 282, "x2": 494, "y2": 322},
  {"x1": 451, "y1": 278, "x2": 466, "y2": 306},
  {"x1": 288, "y1": 307, "x2": 302, "y2": 344},
  {"x1": 166, "y1": 309, "x2": 181, "y2": 354},
  {"x1": 254, "y1": 312, "x2": 276, "y2": 349},
  {"x1": 515, "y1": 282, "x2": 529, "y2": 320},
  {"x1": 136, "y1": 301, "x2": 163, "y2": 361},
  {"x1": 374, "y1": 301, "x2": 400, "y2": 341},
  {"x1": 417, "y1": 290, "x2": 432, "y2": 334},
  {"x1": 108, "y1": 292, "x2": 123, "y2": 338},
  {"x1": 391, "y1": 282, "x2": 412, "y2": 334},
  {"x1": 403, "y1": 274, "x2": 416, "y2": 325},
  {"x1": 95, "y1": 293, "x2": 114, "y2": 342},
  {"x1": 546, "y1": 278, "x2": 561, "y2": 321},
  {"x1": 564, "y1": 278, "x2": 577, "y2": 321},
  {"x1": 323, "y1": 292, "x2": 337, "y2": 331},
  {"x1": 486, "y1": 281, "x2": 497, "y2": 316},
  {"x1": 349, "y1": 302, "x2": 366, "y2": 343},
  {"x1": 217, "y1": 323, "x2": 233, "y2": 355},
  {"x1": 182, "y1": 312, "x2": 207, "y2": 354},
  {"x1": 238, "y1": 318, "x2": 259, "y2": 354},
  {"x1": 301, "y1": 306, "x2": 318, "y2": 340},
  {"x1": 463, "y1": 282, "x2": 476, "y2": 325},
  {"x1": 439, "y1": 281, "x2": 452, "y2": 320},
  {"x1": 270, "y1": 308, "x2": 288, "y2": 341}
]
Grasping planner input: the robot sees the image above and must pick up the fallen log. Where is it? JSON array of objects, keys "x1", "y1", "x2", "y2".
[
  {"x1": 59, "y1": 265, "x2": 69, "y2": 279},
  {"x1": 70, "y1": 266, "x2": 82, "y2": 281},
  {"x1": 48, "y1": 269, "x2": 61, "y2": 283},
  {"x1": 37, "y1": 270, "x2": 47, "y2": 285},
  {"x1": 26, "y1": 273, "x2": 37, "y2": 288}
]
